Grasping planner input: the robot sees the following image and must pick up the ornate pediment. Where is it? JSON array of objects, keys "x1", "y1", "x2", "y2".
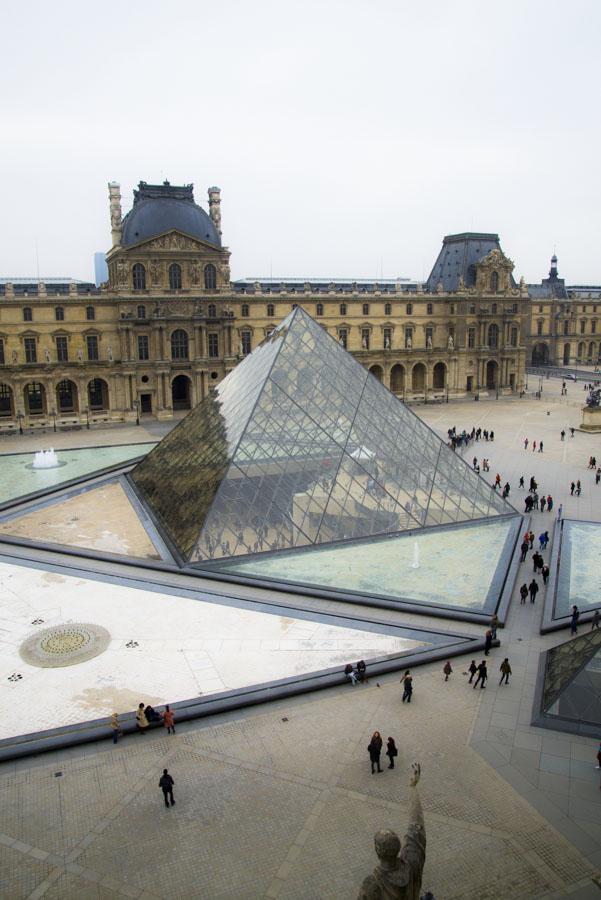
[
  {"x1": 479, "y1": 248, "x2": 514, "y2": 271},
  {"x1": 130, "y1": 231, "x2": 219, "y2": 253}
]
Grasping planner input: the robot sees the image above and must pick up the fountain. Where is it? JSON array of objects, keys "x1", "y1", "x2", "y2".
[
  {"x1": 32, "y1": 449, "x2": 60, "y2": 469},
  {"x1": 411, "y1": 541, "x2": 420, "y2": 569}
]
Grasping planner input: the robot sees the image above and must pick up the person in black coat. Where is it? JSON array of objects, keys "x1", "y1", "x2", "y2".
[
  {"x1": 473, "y1": 660, "x2": 488, "y2": 689},
  {"x1": 529, "y1": 579, "x2": 539, "y2": 603},
  {"x1": 401, "y1": 670, "x2": 413, "y2": 703},
  {"x1": 468, "y1": 660, "x2": 478, "y2": 683},
  {"x1": 386, "y1": 737, "x2": 398, "y2": 769},
  {"x1": 159, "y1": 768, "x2": 175, "y2": 807},
  {"x1": 484, "y1": 629, "x2": 493, "y2": 656},
  {"x1": 368, "y1": 731, "x2": 383, "y2": 773}
]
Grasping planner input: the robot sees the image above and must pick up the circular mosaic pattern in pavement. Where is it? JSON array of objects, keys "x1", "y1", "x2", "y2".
[{"x1": 19, "y1": 623, "x2": 111, "y2": 668}]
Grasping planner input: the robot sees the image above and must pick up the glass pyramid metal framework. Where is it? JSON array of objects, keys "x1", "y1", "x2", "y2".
[{"x1": 130, "y1": 306, "x2": 516, "y2": 566}]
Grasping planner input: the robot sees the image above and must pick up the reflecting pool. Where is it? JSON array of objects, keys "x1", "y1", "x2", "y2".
[{"x1": 0, "y1": 443, "x2": 155, "y2": 505}]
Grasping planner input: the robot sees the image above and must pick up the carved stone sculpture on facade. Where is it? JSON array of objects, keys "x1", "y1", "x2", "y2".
[
  {"x1": 11, "y1": 349, "x2": 18, "y2": 365},
  {"x1": 447, "y1": 335, "x2": 454, "y2": 351},
  {"x1": 406, "y1": 336, "x2": 412, "y2": 349},
  {"x1": 108, "y1": 346, "x2": 113, "y2": 363},
  {"x1": 357, "y1": 763, "x2": 426, "y2": 900},
  {"x1": 116, "y1": 260, "x2": 129, "y2": 285},
  {"x1": 44, "y1": 348, "x2": 51, "y2": 364},
  {"x1": 189, "y1": 262, "x2": 201, "y2": 285},
  {"x1": 426, "y1": 335, "x2": 432, "y2": 350},
  {"x1": 149, "y1": 260, "x2": 162, "y2": 285}
]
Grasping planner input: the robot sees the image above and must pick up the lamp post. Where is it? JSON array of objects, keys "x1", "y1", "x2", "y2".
[
  {"x1": 16, "y1": 411, "x2": 23, "y2": 435},
  {"x1": 51, "y1": 407, "x2": 56, "y2": 433},
  {"x1": 85, "y1": 407, "x2": 90, "y2": 430},
  {"x1": 133, "y1": 399, "x2": 140, "y2": 426}
]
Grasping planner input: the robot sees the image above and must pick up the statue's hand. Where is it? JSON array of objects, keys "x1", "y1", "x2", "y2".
[{"x1": 409, "y1": 762, "x2": 421, "y2": 787}]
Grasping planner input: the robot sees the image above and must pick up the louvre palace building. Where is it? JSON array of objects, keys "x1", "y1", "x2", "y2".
[{"x1": 0, "y1": 179, "x2": 599, "y2": 429}]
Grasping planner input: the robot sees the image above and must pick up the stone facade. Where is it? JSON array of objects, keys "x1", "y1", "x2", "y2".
[{"x1": 0, "y1": 181, "x2": 595, "y2": 431}]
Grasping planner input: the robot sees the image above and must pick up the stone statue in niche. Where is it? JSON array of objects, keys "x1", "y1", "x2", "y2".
[
  {"x1": 220, "y1": 262, "x2": 231, "y2": 283},
  {"x1": 116, "y1": 260, "x2": 129, "y2": 284},
  {"x1": 110, "y1": 206, "x2": 121, "y2": 229},
  {"x1": 426, "y1": 335, "x2": 432, "y2": 349},
  {"x1": 149, "y1": 260, "x2": 162, "y2": 284},
  {"x1": 406, "y1": 335, "x2": 412, "y2": 349},
  {"x1": 447, "y1": 335, "x2": 454, "y2": 350},
  {"x1": 11, "y1": 349, "x2": 18, "y2": 364},
  {"x1": 458, "y1": 275, "x2": 465, "y2": 291},
  {"x1": 357, "y1": 764, "x2": 426, "y2": 900},
  {"x1": 108, "y1": 346, "x2": 113, "y2": 362},
  {"x1": 44, "y1": 348, "x2": 51, "y2": 363},
  {"x1": 77, "y1": 348, "x2": 83, "y2": 362},
  {"x1": 189, "y1": 262, "x2": 201, "y2": 285}
]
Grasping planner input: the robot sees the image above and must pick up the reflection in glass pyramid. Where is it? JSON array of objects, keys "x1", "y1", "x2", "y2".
[
  {"x1": 130, "y1": 306, "x2": 516, "y2": 565},
  {"x1": 542, "y1": 628, "x2": 601, "y2": 727}
]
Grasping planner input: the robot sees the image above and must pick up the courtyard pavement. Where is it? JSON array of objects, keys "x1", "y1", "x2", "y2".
[{"x1": 1, "y1": 381, "x2": 600, "y2": 899}]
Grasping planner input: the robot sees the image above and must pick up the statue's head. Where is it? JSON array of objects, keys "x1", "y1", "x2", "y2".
[{"x1": 374, "y1": 830, "x2": 401, "y2": 865}]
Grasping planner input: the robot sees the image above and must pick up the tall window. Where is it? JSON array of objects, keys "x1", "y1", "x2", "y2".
[
  {"x1": 241, "y1": 304, "x2": 249, "y2": 318},
  {"x1": 488, "y1": 323, "x2": 499, "y2": 348},
  {"x1": 491, "y1": 303, "x2": 497, "y2": 314},
  {"x1": 538, "y1": 305, "x2": 543, "y2": 313},
  {"x1": 450, "y1": 304, "x2": 455, "y2": 315},
  {"x1": 204, "y1": 264, "x2": 217, "y2": 289},
  {"x1": 469, "y1": 304, "x2": 476, "y2": 314},
  {"x1": 316, "y1": 303, "x2": 323, "y2": 316},
  {"x1": 405, "y1": 327, "x2": 413, "y2": 348},
  {"x1": 0, "y1": 339, "x2": 4, "y2": 365},
  {"x1": 510, "y1": 326, "x2": 518, "y2": 347},
  {"x1": 23, "y1": 307, "x2": 32, "y2": 322},
  {"x1": 132, "y1": 263, "x2": 146, "y2": 290},
  {"x1": 468, "y1": 327, "x2": 476, "y2": 349},
  {"x1": 427, "y1": 303, "x2": 433, "y2": 315},
  {"x1": 55, "y1": 306, "x2": 64, "y2": 321},
  {"x1": 57, "y1": 380, "x2": 75, "y2": 412},
  {"x1": 208, "y1": 333, "x2": 219, "y2": 357},
  {"x1": 406, "y1": 303, "x2": 412, "y2": 315},
  {"x1": 168, "y1": 263, "x2": 182, "y2": 290},
  {"x1": 25, "y1": 382, "x2": 44, "y2": 413},
  {"x1": 563, "y1": 320, "x2": 569, "y2": 335},
  {"x1": 361, "y1": 328, "x2": 370, "y2": 350},
  {"x1": 241, "y1": 331, "x2": 251, "y2": 355},
  {"x1": 137, "y1": 305, "x2": 146, "y2": 319},
  {"x1": 0, "y1": 383, "x2": 12, "y2": 415},
  {"x1": 383, "y1": 327, "x2": 392, "y2": 349},
  {"x1": 537, "y1": 320, "x2": 543, "y2": 335},
  {"x1": 592, "y1": 320, "x2": 597, "y2": 334},
  {"x1": 171, "y1": 329, "x2": 189, "y2": 360},
  {"x1": 385, "y1": 302, "x2": 392, "y2": 316},
  {"x1": 86, "y1": 335, "x2": 99, "y2": 360},
  {"x1": 362, "y1": 303, "x2": 370, "y2": 315},
  {"x1": 138, "y1": 335, "x2": 149, "y2": 360},
  {"x1": 338, "y1": 329, "x2": 348, "y2": 349},
  {"x1": 339, "y1": 303, "x2": 347, "y2": 316},
  {"x1": 88, "y1": 379, "x2": 107, "y2": 409},
  {"x1": 266, "y1": 304, "x2": 274, "y2": 317},
  {"x1": 490, "y1": 271, "x2": 499, "y2": 292},
  {"x1": 24, "y1": 337, "x2": 37, "y2": 363},
  {"x1": 86, "y1": 305, "x2": 95, "y2": 321},
  {"x1": 580, "y1": 320, "x2": 586, "y2": 334},
  {"x1": 56, "y1": 336, "x2": 69, "y2": 362},
  {"x1": 208, "y1": 304, "x2": 217, "y2": 318}
]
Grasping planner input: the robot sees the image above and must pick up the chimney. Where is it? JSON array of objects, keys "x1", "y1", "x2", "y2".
[
  {"x1": 208, "y1": 186, "x2": 222, "y2": 235},
  {"x1": 108, "y1": 182, "x2": 122, "y2": 247}
]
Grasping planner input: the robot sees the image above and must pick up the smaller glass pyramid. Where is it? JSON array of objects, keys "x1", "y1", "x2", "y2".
[
  {"x1": 542, "y1": 628, "x2": 601, "y2": 728},
  {"x1": 130, "y1": 306, "x2": 516, "y2": 565}
]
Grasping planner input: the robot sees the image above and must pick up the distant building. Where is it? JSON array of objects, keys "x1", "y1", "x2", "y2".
[{"x1": 94, "y1": 253, "x2": 108, "y2": 287}]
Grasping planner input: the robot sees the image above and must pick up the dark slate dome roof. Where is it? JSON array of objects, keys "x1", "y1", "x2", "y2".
[{"x1": 121, "y1": 181, "x2": 221, "y2": 248}]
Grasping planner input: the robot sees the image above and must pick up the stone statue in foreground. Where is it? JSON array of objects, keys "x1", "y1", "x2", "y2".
[{"x1": 357, "y1": 763, "x2": 426, "y2": 900}]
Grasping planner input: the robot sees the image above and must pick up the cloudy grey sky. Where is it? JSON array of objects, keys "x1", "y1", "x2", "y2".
[{"x1": 1, "y1": 0, "x2": 599, "y2": 284}]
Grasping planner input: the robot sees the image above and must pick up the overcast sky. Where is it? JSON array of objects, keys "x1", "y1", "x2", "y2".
[{"x1": 1, "y1": 0, "x2": 599, "y2": 284}]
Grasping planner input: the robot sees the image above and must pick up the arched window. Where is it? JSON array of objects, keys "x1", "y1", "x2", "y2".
[
  {"x1": 137, "y1": 305, "x2": 146, "y2": 319},
  {"x1": 316, "y1": 303, "x2": 324, "y2": 316},
  {"x1": 427, "y1": 303, "x2": 433, "y2": 315},
  {"x1": 488, "y1": 323, "x2": 499, "y2": 348},
  {"x1": 23, "y1": 307, "x2": 32, "y2": 322},
  {"x1": 406, "y1": 303, "x2": 413, "y2": 315},
  {"x1": 362, "y1": 303, "x2": 370, "y2": 315},
  {"x1": 171, "y1": 329, "x2": 189, "y2": 360},
  {"x1": 241, "y1": 304, "x2": 249, "y2": 318},
  {"x1": 208, "y1": 304, "x2": 217, "y2": 318},
  {"x1": 385, "y1": 302, "x2": 392, "y2": 316},
  {"x1": 168, "y1": 263, "x2": 182, "y2": 290},
  {"x1": 132, "y1": 263, "x2": 146, "y2": 290},
  {"x1": 57, "y1": 379, "x2": 77, "y2": 413},
  {"x1": 204, "y1": 264, "x2": 217, "y2": 289},
  {"x1": 88, "y1": 378, "x2": 109, "y2": 410},
  {"x1": 339, "y1": 303, "x2": 347, "y2": 316},
  {"x1": 86, "y1": 305, "x2": 95, "y2": 321},
  {"x1": 55, "y1": 306, "x2": 64, "y2": 321},
  {"x1": 25, "y1": 382, "x2": 45, "y2": 414},
  {"x1": 490, "y1": 271, "x2": 499, "y2": 293},
  {"x1": 0, "y1": 383, "x2": 13, "y2": 416},
  {"x1": 267, "y1": 304, "x2": 275, "y2": 317}
]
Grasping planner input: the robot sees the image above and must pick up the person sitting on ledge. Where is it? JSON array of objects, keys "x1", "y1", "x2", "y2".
[{"x1": 145, "y1": 704, "x2": 162, "y2": 725}]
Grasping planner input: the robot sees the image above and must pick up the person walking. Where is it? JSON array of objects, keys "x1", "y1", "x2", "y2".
[
  {"x1": 539, "y1": 441, "x2": 544, "y2": 453},
  {"x1": 529, "y1": 579, "x2": 539, "y2": 604},
  {"x1": 468, "y1": 660, "x2": 478, "y2": 683},
  {"x1": 520, "y1": 539, "x2": 529, "y2": 562},
  {"x1": 519, "y1": 476, "x2": 525, "y2": 489},
  {"x1": 386, "y1": 737, "x2": 398, "y2": 770},
  {"x1": 159, "y1": 769, "x2": 175, "y2": 807},
  {"x1": 596, "y1": 742, "x2": 601, "y2": 769},
  {"x1": 576, "y1": 480, "x2": 582, "y2": 496},
  {"x1": 560, "y1": 429, "x2": 565, "y2": 441},
  {"x1": 541, "y1": 564, "x2": 550, "y2": 585},
  {"x1": 528, "y1": 531, "x2": 535, "y2": 550},
  {"x1": 570, "y1": 605, "x2": 580, "y2": 635},
  {"x1": 520, "y1": 583, "x2": 529, "y2": 604},
  {"x1": 473, "y1": 660, "x2": 488, "y2": 689},
  {"x1": 443, "y1": 660, "x2": 453, "y2": 682},
  {"x1": 570, "y1": 481, "x2": 575, "y2": 496},
  {"x1": 163, "y1": 704, "x2": 175, "y2": 735},
  {"x1": 484, "y1": 629, "x2": 493, "y2": 656},
  {"x1": 136, "y1": 703, "x2": 149, "y2": 735},
  {"x1": 524, "y1": 438, "x2": 529, "y2": 450},
  {"x1": 591, "y1": 609, "x2": 600, "y2": 630},
  {"x1": 532, "y1": 441, "x2": 537, "y2": 452},
  {"x1": 596, "y1": 468, "x2": 601, "y2": 486},
  {"x1": 570, "y1": 427, "x2": 575, "y2": 437},
  {"x1": 368, "y1": 731, "x2": 383, "y2": 773},
  {"x1": 401, "y1": 670, "x2": 413, "y2": 703},
  {"x1": 556, "y1": 503, "x2": 563, "y2": 522},
  {"x1": 490, "y1": 614, "x2": 499, "y2": 640},
  {"x1": 110, "y1": 712, "x2": 122, "y2": 745},
  {"x1": 499, "y1": 658, "x2": 512, "y2": 685},
  {"x1": 540, "y1": 496, "x2": 546, "y2": 512}
]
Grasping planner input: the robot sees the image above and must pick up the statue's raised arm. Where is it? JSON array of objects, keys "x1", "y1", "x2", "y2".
[{"x1": 357, "y1": 763, "x2": 426, "y2": 900}]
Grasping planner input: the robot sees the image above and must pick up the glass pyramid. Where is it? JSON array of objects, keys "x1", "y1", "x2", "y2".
[
  {"x1": 541, "y1": 628, "x2": 601, "y2": 729},
  {"x1": 130, "y1": 306, "x2": 515, "y2": 565}
]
